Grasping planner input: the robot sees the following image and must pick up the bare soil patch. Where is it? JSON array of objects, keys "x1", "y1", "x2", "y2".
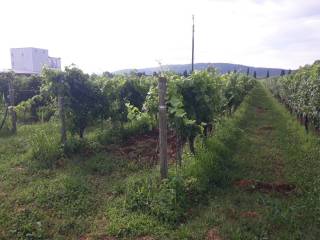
[
  {"x1": 255, "y1": 107, "x2": 267, "y2": 115},
  {"x1": 107, "y1": 129, "x2": 177, "y2": 166},
  {"x1": 135, "y1": 237, "x2": 155, "y2": 240},
  {"x1": 206, "y1": 228, "x2": 222, "y2": 240},
  {"x1": 256, "y1": 125, "x2": 274, "y2": 134},
  {"x1": 234, "y1": 179, "x2": 296, "y2": 195},
  {"x1": 101, "y1": 237, "x2": 117, "y2": 240},
  {"x1": 79, "y1": 236, "x2": 117, "y2": 240},
  {"x1": 240, "y1": 211, "x2": 259, "y2": 218}
]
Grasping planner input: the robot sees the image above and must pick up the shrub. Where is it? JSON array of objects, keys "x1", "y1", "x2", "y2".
[
  {"x1": 107, "y1": 204, "x2": 168, "y2": 238},
  {"x1": 36, "y1": 175, "x2": 95, "y2": 217},
  {"x1": 97, "y1": 117, "x2": 153, "y2": 145},
  {"x1": 124, "y1": 174, "x2": 202, "y2": 225},
  {"x1": 125, "y1": 177, "x2": 155, "y2": 212},
  {"x1": 63, "y1": 136, "x2": 103, "y2": 156},
  {"x1": 119, "y1": 117, "x2": 153, "y2": 140},
  {"x1": 149, "y1": 177, "x2": 187, "y2": 224},
  {"x1": 30, "y1": 129, "x2": 62, "y2": 168},
  {"x1": 63, "y1": 137, "x2": 88, "y2": 156},
  {"x1": 185, "y1": 98, "x2": 247, "y2": 191},
  {"x1": 97, "y1": 127, "x2": 122, "y2": 145},
  {"x1": 83, "y1": 154, "x2": 127, "y2": 175},
  {"x1": 8, "y1": 208, "x2": 49, "y2": 240}
]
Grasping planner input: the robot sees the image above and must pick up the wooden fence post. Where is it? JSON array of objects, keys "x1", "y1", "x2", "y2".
[{"x1": 158, "y1": 77, "x2": 168, "y2": 179}]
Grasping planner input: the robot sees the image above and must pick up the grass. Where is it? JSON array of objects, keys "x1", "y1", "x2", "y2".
[
  {"x1": 0, "y1": 122, "x2": 140, "y2": 239},
  {"x1": 0, "y1": 83, "x2": 320, "y2": 239},
  {"x1": 173, "y1": 83, "x2": 320, "y2": 240}
]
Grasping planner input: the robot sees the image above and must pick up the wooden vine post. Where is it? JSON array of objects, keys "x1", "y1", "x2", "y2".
[
  {"x1": 158, "y1": 77, "x2": 168, "y2": 179},
  {"x1": 0, "y1": 106, "x2": 8, "y2": 131},
  {"x1": 58, "y1": 77, "x2": 67, "y2": 144},
  {"x1": 8, "y1": 73, "x2": 17, "y2": 133}
]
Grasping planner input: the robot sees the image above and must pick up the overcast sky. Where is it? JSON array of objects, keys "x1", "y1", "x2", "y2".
[{"x1": 0, "y1": 0, "x2": 319, "y2": 73}]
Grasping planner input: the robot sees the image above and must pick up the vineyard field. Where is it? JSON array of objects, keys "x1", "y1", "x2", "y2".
[
  {"x1": 0, "y1": 82, "x2": 320, "y2": 239},
  {"x1": 1, "y1": 0, "x2": 319, "y2": 238}
]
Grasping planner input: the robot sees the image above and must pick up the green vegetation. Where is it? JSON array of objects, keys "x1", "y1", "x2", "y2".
[
  {"x1": 1, "y1": 67, "x2": 255, "y2": 167},
  {"x1": 0, "y1": 67, "x2": 255, "y2": 239},
  {"x1": 192, "y1": 83, "x2": 320, "y2": 239},
  {"x1": 1, "y1": 64, "x2": 320, "y2": 239},
  {"x1": 265, "y1": 60, "x2": 320, "y2": 132}
]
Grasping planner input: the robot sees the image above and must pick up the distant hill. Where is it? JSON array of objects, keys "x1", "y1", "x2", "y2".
[{"x1": 113, "y1": 63, "x2": 291, "y2": 78}]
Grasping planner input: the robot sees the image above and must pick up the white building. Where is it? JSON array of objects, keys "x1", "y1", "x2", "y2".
[{"x1": 10, "y1": 47, "x2": 61, "y2": 74}]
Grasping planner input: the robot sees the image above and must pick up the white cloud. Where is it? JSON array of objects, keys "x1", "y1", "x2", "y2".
[{"x1": 0, "y1": 0, "x2": 319, "y2": 72}]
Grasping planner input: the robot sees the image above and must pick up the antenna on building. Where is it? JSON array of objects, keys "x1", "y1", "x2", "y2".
[{"x1": 191, "y1": 14, "x2": 195, "y2": 73}]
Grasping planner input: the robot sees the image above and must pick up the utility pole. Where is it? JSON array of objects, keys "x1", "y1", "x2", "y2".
[
  {"x1": 158, "y1": 77, "x2": 168, "y2": 179},
  {"x1": 191, "y1": 15, "x2": 195, "y2": 73}
]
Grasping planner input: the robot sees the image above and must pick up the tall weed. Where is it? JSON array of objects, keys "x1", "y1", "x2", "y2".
[{"x1": 30, "y1": 128, "x2": 62, "y2": 168}]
